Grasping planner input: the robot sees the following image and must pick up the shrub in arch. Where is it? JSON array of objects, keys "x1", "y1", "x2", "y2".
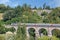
[
  {"x1": 52, "y1": 29, "x2": 60, "y2": 38},
  {"x1": 39, "y1": 28, "x2": 48, "y2": 36},
  {"x1": 28, "y1": 28, "x2": 36, "y2": 40},
  {"x1": 28, "y1": 28, "x2": 35, "y2": 37}
]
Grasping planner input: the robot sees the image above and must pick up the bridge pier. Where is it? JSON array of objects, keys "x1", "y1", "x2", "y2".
[
  {"x1": 35, "y1": 29, "x2": 40, "y2": 40},
  {"x1": 48, "y1": 30, "x2": 52, "y2": 37},
  {"x1": 26, "y1": 28, "x2": 30, "y2": 40},
  {"x1": 47, "y1": 27, "x2": 52, "y2": 37}
]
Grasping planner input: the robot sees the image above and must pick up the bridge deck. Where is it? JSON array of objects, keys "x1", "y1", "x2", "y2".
[{"x1": 6, "y1": 23, "x2": 60, "y2": 27}]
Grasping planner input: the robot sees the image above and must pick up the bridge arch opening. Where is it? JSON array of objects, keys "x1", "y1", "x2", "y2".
[
  {"x1": 39, "y1": 28, "x2": 48, "y2": 36},
  {"x1": 28, "y1": 28, "x2": 36, "y2": 40},
  {"x1": 52, "y1": 29, "x2": 60, "y2": 38}
]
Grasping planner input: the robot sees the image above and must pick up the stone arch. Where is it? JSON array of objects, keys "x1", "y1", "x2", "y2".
[
  {"x1": 28, "y1": 28, "x2": 36, "y2": 37},
  {"x1": 51, "y1": 29, "x2": 60, "y2": 36},
  {"x1": 26, "y1": 27, "x2": 38, "y2": 39},
  {"x1": 39, "y1": 28, "x2": 48, "y2": 36},
  {"x1": 28, "y1": 28, "x2": 36, "y2": 40}
]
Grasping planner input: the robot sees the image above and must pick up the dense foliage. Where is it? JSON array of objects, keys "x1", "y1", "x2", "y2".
[
  {"x1": 0, "y1": 4, "x2": 60, "y2": 24},
  {"x1": 39, "y1": 28, "x2": 48, "y2": 36},
  {"x1": 0, "y1": 4, "x2": 41, "y2": 24},
  {"x1": 0, "y1": 21, "x2": 16, "y2": 34},
  {"x1": 28, "y1": 28, "x2": 36, "y2": 40},
  {"x1": 38, "y1": 36, "x2": 59, "y2": 40},
  {"x1": 16, "y1": 24, "x2": 26, "y2": 40}
]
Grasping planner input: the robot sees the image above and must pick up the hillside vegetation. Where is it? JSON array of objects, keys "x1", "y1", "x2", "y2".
[{"x1": 0, "y1": 4, "x2": 60, "y2": 24}]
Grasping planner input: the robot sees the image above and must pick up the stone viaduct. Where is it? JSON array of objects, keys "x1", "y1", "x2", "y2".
[{"x1": 5, "y1": 23, "x2": 60, "y2": 37}]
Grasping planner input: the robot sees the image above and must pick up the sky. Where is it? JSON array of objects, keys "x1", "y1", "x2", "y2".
[{"x1": 0, "y1": 0, "x2": 60, "y2": 8}]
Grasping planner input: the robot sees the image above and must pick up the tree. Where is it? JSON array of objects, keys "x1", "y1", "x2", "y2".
[
  {"x1": 3, "y1": 10, "x2": 15, "y2": 21},
  {"x1": 6, "y1": 5, "x2": 13, "y2": 10},
  {"x1": 0, "y1": 21, "x2": 6, "y2": 34},
  {"x1": 45, "y1": 6, "x2": 51, "y2": 10},
  {"x1": 43, "y1": 3, "x2": 46, "y2": 9},
  {"x1": 33, "y1": 6, "x2": 37, "y2": 9},
  {"x1": 9, "y1": 27, "x2": 16, "y2": 33},
  {"x1": 28, "y1": 11, "x2": 41, "y2": 23},
  {"x1": 0, "y1": 4, "x2": 7, "y2": 13},
  {"x1": 43, "y1": 3, "x2": 51, "y2": 10},
  {"x1": 38, "y1": 7, "x2": 42, "y2": 10},
  {"x1": 10, "y1": 17, "x2": 20, "y2": 23},
  {"x1": 22, "y1": 4, "x2": 31, "y2": 11},
  {"x1": 21, "y1": 25, "x2": 26, "y2": 40},
  {"x1": 16, "y1": 25, "x2": 22, "y2": 40},
  {"x1": 41, "y1": 11, "x2": 48, "y2": 16},
  {"x1": 43, "y1": 18, "x2": 50, "y2": 23},
  {"x1": 14, "y1": 5, "x2": 22, "y2": 17},
  {"x1": 16, "y1": 24, "x2": 26, "y2": 40}
]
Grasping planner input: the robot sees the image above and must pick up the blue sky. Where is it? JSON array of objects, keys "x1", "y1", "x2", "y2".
[{"x1": 0, "y1": 0, "x2": 60, "y2": 8}]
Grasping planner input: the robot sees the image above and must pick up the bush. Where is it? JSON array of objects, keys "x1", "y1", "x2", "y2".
[
  {"x1": 5, "y1": 32, "x2": 15, "y2": 40},
  {"x1": 5, "y1": 27, "x2": 16, "y2": 33},
  {"x1": 38, "y1": 36, "x2": 60, "y2": 40},
  {"x1": 29, "y1": 36, "x2": 35, "y2": 40},
  {"x1": 50, "y1": 36, "x2": 59, "y2": 40},
  {"x1": 38, "y1": 36, "x2": 49, "y2": 40}
]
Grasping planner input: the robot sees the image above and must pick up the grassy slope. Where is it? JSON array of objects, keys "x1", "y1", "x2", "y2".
[
  {"x1": 0, "y1": 13, "x2": 3, "y2": 20},
  {"x1": 0, "y1": 34, "x2": 5, "y2": 40}
]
